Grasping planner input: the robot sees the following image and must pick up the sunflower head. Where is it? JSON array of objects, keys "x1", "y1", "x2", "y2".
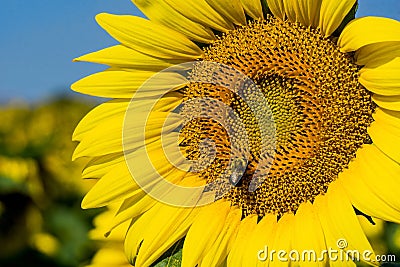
[{"x1": 73, "y1": 0, "x2": 400, "y2": 266}]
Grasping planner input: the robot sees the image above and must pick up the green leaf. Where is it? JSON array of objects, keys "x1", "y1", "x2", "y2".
[{"x1": 151, "y1": 238, "x2": 184, "y2": 267}]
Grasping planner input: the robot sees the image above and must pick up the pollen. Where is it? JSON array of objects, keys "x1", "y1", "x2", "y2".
[{"x1": 180, "y1": 16, "x2": 375, "y2": 217}]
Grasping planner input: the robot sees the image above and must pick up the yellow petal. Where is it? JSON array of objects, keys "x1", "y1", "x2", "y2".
[
  {"x1": 293, "y1": 201, "x2": 326, "y2": 266},
  {"x1": 240, "y1": 0, "x2": 263, "y2": 20},
  {"x1": 73, "y1": 45, "x2": 184, "y2": 70},
  {"x1": 283, "y1": 0, "x2": 297, "y2": 23},
  {"x1": 340, "y1": 149, "x2": 400, "y2": 224},
  {"x1": 269, "y1": 213, "x2": 295, "y2": 267},
  {"x1": 163, "y1": 0, "x2": 234, "y2": 32},
  {"x1": 360, "y1": 57, "x2": 400, "y2": 96},
  {"x1": 82, "y1": 153, "x2": 125, "y2": 179},
  {"x1": 369, "y1": 109, "x2": 400, "y2": 163},
  {"x1": 293, "y1": 0, "x2": 323, "y2": 27},
  {"x1": 73, "y1": 111, "x2": 180, "y2": 159},
  {"x1": 201, "y1": 207, "x2": 242, "y2": 266},
  {"x1": 339, "y1": 16, "x2": 400, "y2": 52},
  {"x1": 205, "y1": 0, "x2": 246, "y2": 25},
  {"x1": 227, "y1": 214, "x2": 258, "y2": 266},
  {"x1": 108, "y1": 191, "x2": 153, "y2": 232},
  {"x1": 73, "y1": 100, "x2": 128, "y2": 140},
  {"x1": 352, "y1": 144, "x2": 400, "y2": 213},
  {"x1": 96, "y1": 13, "x2": 202, "y2": 59},
  {"x1": 90, "y1": 247, "x2": 131, "y2": 267},
  {"x1": 314, "y1": 180, "x2": 377, "y2": 265},
  {"x1": 372, "y1": 94, "x2": 400, "y2": 111},
  {"x1": 372, "y1": 108, "x2": 400, "y2": 127},
  {"x1": 356, "y1": 41, "x2": 400, "y2": 68},
  {"x1": 73, "y1": 112, "x2": 124, "y2": 159},
  {"x1": 124, "y1": 205, "x2": 162, "y2": 265},
  {"x1": 81, "y1": 121, "x2": 182, "y2": 180},
  {"x1": 266, "y1": 0, "x2": 285, "y2": 20},
  {"x1": 243, "y1": 214, "x2": 277, "y2": 267},
  {"x1": 182, "y1": 201, "x2": 231, "y2": 267},
  {"x1": 89, "y1": 203, "x2": 129, "y2": 241},
  {"x1": 110, "y1": 174, "x2": 203, "y2": 234},
  {"x1": 272, "y1": 0, "x2": 323, "y2": 27},
  {"x1": 111, "y1": 172, "x2": 203, "y2": 234},
  {"x1": 71, "y1": 68, "x2": 187, "y2": 99},
  {"x1": 135, "y1": 205, "x2": 199, "y2": 267},
  {"x1": 319, "y1": 0, "x2": 356, "y2": 37},
  {"x1": 82, "y1": 139, "x2": 186, "y2": 208},
  {"x1": 131, "y1": 0, "x2": 215, "y2": 43},
  {"x1": 129, "y1": 140, "x2": 187, "y2": 176},
  {"x1": 81, "y1": 166, "x2": 140, "y2": 208}
]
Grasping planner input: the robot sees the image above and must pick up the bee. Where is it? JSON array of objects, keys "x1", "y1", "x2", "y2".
[{"x1": 229, "y1": 158, "x2": 248, "y2": 187}]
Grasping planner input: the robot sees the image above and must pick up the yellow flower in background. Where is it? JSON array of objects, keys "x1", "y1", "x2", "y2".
[
  {"x1": 87, "y1": 204, "x2": 132, "y2": 267},
  {"x1": 0, "y1": 99, "x2": 97, "y2": 265},
  {"x1": 72, "y1": 0, "x2": 400, "y2": 266}
]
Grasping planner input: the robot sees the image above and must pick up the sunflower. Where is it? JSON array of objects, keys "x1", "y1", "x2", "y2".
[{"x1": 72, "y1": 0, "x2": 400, "y2": 266}]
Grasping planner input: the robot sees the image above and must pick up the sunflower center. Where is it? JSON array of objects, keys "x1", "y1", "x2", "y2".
[{"x1": 180, "y1": 16, "x2": 375, "y2": 217}]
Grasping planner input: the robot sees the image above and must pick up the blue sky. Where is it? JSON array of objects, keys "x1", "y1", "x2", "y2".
[{"x1": 0, "y1": 0, "x2": 399, "y2": 103}]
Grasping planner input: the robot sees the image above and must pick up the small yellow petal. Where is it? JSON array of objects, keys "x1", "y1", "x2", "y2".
[
  {"x1": 360, "y1": 57, "x2": 400, "y2": 96},
  {"x1": 74, "y1": 94, "x2": 181, "y2": 143},
  {"x1": 340, "y1": 147, "x2": 400, "y2": 224},
  {"x1": 124, "y1": 205, "x2": 162, "y2": 264},
  {"x1": 315, "y1": 180, "x2": 377, "y2": 265},
  {"x1": 81, "y1": 167, "x2": 140, "y2": 208},
  {"x1": 128, "y1": 138, "x2": 188, "y2": 180},
  {"x1": 354, "y1": 144, "x2": 400, "y2": 210},
  {"x1": 82, "y1": 138, "x2": 186, "y2": 208},
  {"x1": 96, "y1": 13, "x2": 202, "y2": 59},
  {"x1": 319, "y1": 0, "x2": 356, "y2": 37},
  {"x1": 339, "y1": 16, "x2": 400, "y2": 52},
  {"x1": 163, "y1": 0, "x2": 234, "y2": 32},
  {"x1": 182, "y1": 201, "x2": 231, "y2": 267},
  {"x1": 356, "y1": 41, "x2": 400, "y2": 68},
  {"x1": 73, "y1": 100, "x2": 128, "y2": 140},
  {"x1": 313, "y1": 195, "x2": 340, "y2": 267},
  {"x1": 227, "y1": 214, "x2": 258, "y2": 266},
  {"x1": 274, "y1": 0, "x2": 322, "y2": 27},
  {"x1": 240, "y1": 0, "x2": 264, "y2": 20},
  {"x1": 201, "y1": 207, "x2": 242, "y2": 266},
  {"x1": 109, "y1": 192, "x2": 154, "y2": 232},
  {"x1": 72, "y1": 113, "x2": 124, "y2": 159},
  {"x1": 269, "y1": 213, "x2": 295, "y2": 267},
  {"x1": 82, "y1": 153, "x2": 125, "y2": 179},
  {"x1": 372, "y1": 94, "x2": 400, "y2": 111},
  {"x1": 372, "y1": 108, "x2": 400, "y2": 127},
  {"x1": 267, "y1": 0, "x2": 285, "y2": 20},
  {"x1": 243, "y1": 214, "x2": 277, "y2": 266},
  {"x1": 73, "y1": 45, "x2": 184, "y2": 70},
  {"x1": 295, "y1": 0, "x2": 323, "y2": 27},
  {"x1": 368, "y1": 118, "x2": 400, "y2": 163},
  {"x1": 283, "y1": 0, "x2": 297, "y2": 23},
  {"x1": 132, "y1": 0, "x2": 215, "y2": 43},
  {"x1": 293, "y1": 201, "x2": 326, "y2": 266},
  {"x1": 73, "y1": 111, "x2": 181, "y2": 160},
  {"x1": 206, "y1": 0, "x2": 246, "y2": 26},
  {"x1": 135, "y1": 205, "x2": 199, "y2": 267},
  {"x1": 71, "y1": 69, "x2": 187, "y2": 99}
]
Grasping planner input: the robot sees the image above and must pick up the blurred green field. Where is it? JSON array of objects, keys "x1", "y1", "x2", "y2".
[
  {"x1": 0, "y1": 98, "x2": 100, "y2": 267},
  {"x1": 0, "y1": 97, "x2": 399, "y2": 266}
]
